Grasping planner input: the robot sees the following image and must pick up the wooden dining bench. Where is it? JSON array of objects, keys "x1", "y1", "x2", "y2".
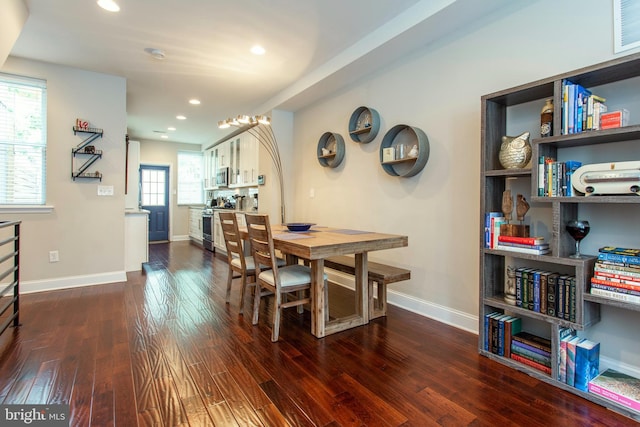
[{"x1": 323, "y1": 255, "x2": 411, "y2": 319}]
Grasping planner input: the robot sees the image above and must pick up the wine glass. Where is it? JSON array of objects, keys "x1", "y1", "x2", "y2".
[{"x1": 566, "y1": 220, "x2": 590, "y2": 258}]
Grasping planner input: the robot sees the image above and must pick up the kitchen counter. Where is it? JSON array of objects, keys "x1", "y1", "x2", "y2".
[{"x1": 124, "y1": 209, "x2": 149, "y2": 271}]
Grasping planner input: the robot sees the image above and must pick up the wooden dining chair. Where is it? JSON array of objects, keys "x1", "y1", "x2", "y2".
[
  {"x1": 219, "y1": 211, "x2": 263, "y2": 315},
  {"x1": 245, "y1": 213, "x2": 326, "y2": 342}
]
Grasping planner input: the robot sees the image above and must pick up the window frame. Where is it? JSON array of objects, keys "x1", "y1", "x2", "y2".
[{"x1": 176, "y1": 150, "x2": 204, "y2": 205}]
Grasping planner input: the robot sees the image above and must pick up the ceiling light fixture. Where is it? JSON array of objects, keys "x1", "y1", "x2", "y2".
[
  {"x1": 97, "y1": 0, "x2": 120, "y2": 12},
  {"x1": 217, "y1": 114, "x2": 284, "y2": 222},
  {"x1": 167, "y1": 127, "x2": 176, "y2": 131},
  {"x1": 176, "y1": 115, "x2": 186, "y2": 120},
  {"x1": 144, "y1": 47, "x2": 166, "y2": 60},
  {"x1": 250, "y1": 45, "x2": 266, "y2": 55},
  {"x1": 189, "y1": 99, "x2": 201, "y2": 105},
  {"x1": 161, "y1": 135, "x2": 169, "y2": 139}
]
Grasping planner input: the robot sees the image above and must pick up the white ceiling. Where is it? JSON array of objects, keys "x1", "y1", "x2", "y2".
[{"x1": 8, "y1": 0, "x2": 515, "y2": 145}]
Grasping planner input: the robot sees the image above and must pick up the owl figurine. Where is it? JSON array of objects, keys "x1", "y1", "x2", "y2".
[{"x1": 498, "y1": 131, "x2": 531, "y2": 169}]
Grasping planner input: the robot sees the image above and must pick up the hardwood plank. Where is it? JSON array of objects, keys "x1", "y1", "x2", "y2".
[{"x1": 0, "y1": 241, "x2": 634, "y2": 426}]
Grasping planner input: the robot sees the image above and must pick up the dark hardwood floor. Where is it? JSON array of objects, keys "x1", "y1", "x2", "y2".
[{"x1": 0, "y1": 241, "x2": 634, "y2": 426}]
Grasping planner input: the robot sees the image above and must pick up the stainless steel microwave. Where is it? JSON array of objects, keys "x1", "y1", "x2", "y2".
[{"x1": 216, "y1": 167, "x2": 229, "y2": 187}]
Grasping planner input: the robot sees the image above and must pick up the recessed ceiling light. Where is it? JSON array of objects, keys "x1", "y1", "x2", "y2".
[
  {"x1": 161, "y1": 135, "x2": 169, "y2": 139},
  {"x1": 189, "y1": 99, "x2": 201, "y2": 105},
  {"x1": 176, "y1": 115, "x2": 186, "y2": 120},
  {"x1": 144, "y1": 47, "x2": 166, "y2": 60},
  {"x1": 97, "y1": 0, "x2": 120, "y2": 12},
  {"x1": 167, "y1": 127, "x2": 176, "y2": 131},
  {"x1": 250, "y1": 45, "x2": 266, "y2": 55}
]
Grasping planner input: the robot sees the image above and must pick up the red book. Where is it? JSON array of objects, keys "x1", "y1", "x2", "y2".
[
  {"x1": 510, "y1": 353, "x2": 552, "y2": 375},
  {"x1": 498, "y1": 235, "x2": 545, "y2": 245},
  {"x1": 591, "y1": 276, "x2": 640, "y2": 292}
]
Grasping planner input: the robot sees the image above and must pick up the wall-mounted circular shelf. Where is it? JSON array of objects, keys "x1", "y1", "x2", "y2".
[
  {"x1": 317, "y1": 132, "x2": 345, "y2": 168},
  {"x1": 348, "y1": 106, "x2": 380, "y2": 143},
  {"x1": 379, "y1": 124, "x2": 429, "y2": 177}
]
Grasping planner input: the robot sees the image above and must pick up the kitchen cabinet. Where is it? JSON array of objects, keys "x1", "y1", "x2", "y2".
[
  {"x1": 204, "y1": 147, "x2": 216, "y2": 190},
  {"x1": 189, "y1": 207, "x2": 203, "y2": 243},
  {"x1": 125, "y1": 209, "x2": 149, "y2": 271},
  {"x1": 213, "y1": 211, "x2": 225, "y2": 253},
  {"x1": 229, "y1": 132, "x2": 259, "y2": 187}
]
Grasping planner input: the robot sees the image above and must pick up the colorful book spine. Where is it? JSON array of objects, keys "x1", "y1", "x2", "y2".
[
  {"x1": 574, "y1": 339, "x2": 600, "y2": 392},
  {"x1": 494, "y1": 241, "x2": 550, "y2": 250},
  {"x1": 512, "y1": 332, "x2": 551, "y2": 353},
  {"x1": 510, "y1": 338, "x2": 551, "y2": 358},
  {"x1": 484, "y1": 311, "x2": 501, "y2": 351},
  {"x1": 540, "y1": 271, "x2": 549, "y2": 315},
  {"x1": 590, "y1": 286, "x2": 640, "y2": 304},
  {"x1": 495, "y1": 245, "x2": 550, "y2": 255},
  {"x1": 566, "y1": 336, "x2": 583, "y2": 386},
  {"x1": 588, "y1": 369, "x2": 640, "y2": 412},
  {"x1": 510, "y1": 342, "x2": 551, "y2": 367},
  {"x1": 598, "y1": 246, "x2": 640, "y2": 256},
  {"x1": 547, "y1": 273, "x2": 559, "y2": 317},
  {"x1": 594, "y1": 266, "x2": 640, "y2": 281},
  {"x1": 510, "y1": 353, "x2": 552, "y2": 375},
  {"x1": 484, "y1": 212, "x2": 503, "y2": 248},
  {"x1": 497, "y1": 235, "x2": 545, "y2": 245},
  {"x1": 515, "y1": 268, "x2": 523, "y2": 308},
  {"x1": 597, "y1": 252, "x2": 640, "y2": 266},
  {"x1": 533, "y1": 270, "x2": 541, "y2": 312},
  {"x1": 503, "y1": 317, "x2": 521, "y2": 359},
  {"x1": 592, "y1": 276, "x2": 640, "y2": 292},
  {"x1": 591, "y1": 282, "x2": 640, "y2": 297},
  {"x1": 558, "y1": 328, "x2": 577, "y2": 383}
]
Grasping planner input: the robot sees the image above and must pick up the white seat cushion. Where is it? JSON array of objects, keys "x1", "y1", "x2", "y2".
[
  {"x1": 259, "y1": 264, "x2": 327, "y2": 288},
  {"x1": 231, "y1": 255, "x2": 285, "y2": 271}
]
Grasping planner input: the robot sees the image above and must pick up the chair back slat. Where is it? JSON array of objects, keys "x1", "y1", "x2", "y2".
[
  {"x1": 219, "y1": 212, "x2": 245, "y2": 269},
  {"x1": 245, "y1": 214, "x2": 279, "y2": 285}
]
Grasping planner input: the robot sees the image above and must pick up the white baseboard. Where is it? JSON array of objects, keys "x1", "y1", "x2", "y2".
[
  {"x1": 172, "y1": 234, "x2": 190, "y2": 242},
  {"x1": 326, "y1": 271, "x2": 478, "y2": 334},
  {"x1": 20, "y1": 271, "x2": 127, "y2": 294}
]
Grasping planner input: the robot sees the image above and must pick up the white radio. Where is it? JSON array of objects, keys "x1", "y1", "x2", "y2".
[{"x1": 572, "y1": 161, "x2": 640, "y2": 196}]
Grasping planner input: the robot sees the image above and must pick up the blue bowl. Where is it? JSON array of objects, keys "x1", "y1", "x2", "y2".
[{"x1": 285, "y1": 223, "x2": 315, "y2": 232}]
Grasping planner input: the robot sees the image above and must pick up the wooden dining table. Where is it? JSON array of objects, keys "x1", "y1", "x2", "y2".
[{"x1": 240, "y1": 223, "x2": 408, "y2": 338}]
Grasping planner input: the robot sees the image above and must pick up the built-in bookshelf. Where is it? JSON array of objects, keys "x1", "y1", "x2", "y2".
[{"x1": 479, "y1": 52, "x2": 640, "y2": 422}]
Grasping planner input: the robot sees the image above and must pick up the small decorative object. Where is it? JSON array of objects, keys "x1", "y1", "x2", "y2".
[
  {"x1": 540, "y1": 99, "x2": 553, "y2": 137},
  {"x1": 84, "y1": 145, "x2": 95, "y2": 154},
  {"x1": 516, "y1": 194, "x2": 530, "y2": 223},
  {"x1": 498, "y1": 131, "x2": 531, "y2": 169},
  {"x1": 566, "y1": 220, "x2": 590, "y2": 258},
  {"x1": 321, "y1": 147, "x2": 330, "y2": 156},
  {"x1": 363, "y1": 113, "x2": 371, "y2": 128},
  {"x1": 76, "y1": 118, "x2": 89, "y2": 130},
  {"x1": 382, "y1": 147, "x2": 395, "y2": 162},
  {"x1": 285, "y1": 223, "x2": 315, "y2": 232},
  {"x1": 501, "y1": 189, "x2": 513, "y2": 223},
  {"x1": 408, "y1": 144, "x2": 418, "y2": 158},
  {"x1": 500, "y1": 190, "x2": 530, "y2": 237},
  {"x1": 94, "y1": 171, "x2": 100, "y2": 177},
  {"x1": 504, "y1": 265, "x2": 516, "y2": 305}
]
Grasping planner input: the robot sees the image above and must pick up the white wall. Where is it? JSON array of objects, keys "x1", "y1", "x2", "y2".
[
  {"x1": 0, "y1": 57, "x2": 127, "y2": 291},
  {"x1": 290, "y1": 0, "x2": 640, "y2": 350}
]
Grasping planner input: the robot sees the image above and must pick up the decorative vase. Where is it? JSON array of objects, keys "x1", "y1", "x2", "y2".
[{"x1": 498, "y1": 131, "x2": 531, "y2": 169}]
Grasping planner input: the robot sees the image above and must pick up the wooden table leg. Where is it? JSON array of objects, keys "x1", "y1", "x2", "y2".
[
  {"x1": 355, "y1": 252, "x2": 369, "y2": 324},
  {"x1": 310, "y1": 259, "x2": 325, "y2": 338}
]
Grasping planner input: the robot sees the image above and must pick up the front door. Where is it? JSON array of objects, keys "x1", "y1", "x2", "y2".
[{"x1": 140, "y1": 164, "x2": 170, "y2": 242}]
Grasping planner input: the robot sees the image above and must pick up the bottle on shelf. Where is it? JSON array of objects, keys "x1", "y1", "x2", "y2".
[{"x1": 540, "y1": 98, "x2": 554, "y2": 138}]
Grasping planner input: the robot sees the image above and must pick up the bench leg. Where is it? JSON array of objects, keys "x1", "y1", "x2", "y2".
[{"x1": 368, "y1": 280, "x2": 387, "y2": 319}]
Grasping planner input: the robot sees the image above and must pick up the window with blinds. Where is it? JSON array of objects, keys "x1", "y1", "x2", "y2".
[
  {"x1": 615, "y1": 0, "x2": 640, "y2": 53},
  {"x1": 177, "y1": 151, "x2": 203, "y2": 205},
  {"x1": 0, "y1": 73, "x2": 47, "y2": 205}
]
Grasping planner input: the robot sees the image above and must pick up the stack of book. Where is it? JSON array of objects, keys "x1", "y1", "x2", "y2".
[
  {"x1": 562, "y1": 79, "x2": 607, "y2": 134},
  {"x1": 483, "y1": 312, "x2": 521, "y2": 358},
  {"x1": 537, "y1": 156, "x2": 582, "y2": 197},
  {"x1": 484, "y1": 212, "x2": 505, "y2": 249},
  {"x1": 558, "y1": 333, "x2": 600, "y2": 391},
  {"x1": 590, "y1": 247, "x2": 640, "y2": 305},
  {"x1": 496, "y1": 235, "x2": 550, "y2": 255},
  {"x1": 510, "y1": 331, "x2": 551, "y2": 375},
  {"x1": 589, "y1": 369, "x2": 640, "y2": 414}
]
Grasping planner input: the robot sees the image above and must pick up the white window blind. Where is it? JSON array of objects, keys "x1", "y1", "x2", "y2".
[
  {"x1": 614, "y1": 0, "x2": 640, "y2": 53},
  {"x1": 0, "y1": 73, "x2": 47, "y2": 205},
  {"x1": 177, "y1": 151, "x2": 203, "y2": 205}
]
